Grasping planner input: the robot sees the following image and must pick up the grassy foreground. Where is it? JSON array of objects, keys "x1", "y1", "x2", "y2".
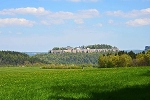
[{"x1": 0, "y1": 67, "x2": 150, "y2": 100}]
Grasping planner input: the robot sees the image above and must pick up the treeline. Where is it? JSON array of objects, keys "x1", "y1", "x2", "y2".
[
  {"x1": 34, "y1": 52, "x2": 116, "y2": 65},
  {"x1": 2, "y1": 50, "x2": 148, "y2": 68},
  {"x1": 0, "y1": 51, "x2": 46, "y2": 66},
  {"x1": 52, "y1": 47, "x2": 67, "y2": 50},
  {"x1": 86, "y1": 44, "x2": 117, "y2": 49},
  {"x1": 98, "y1": 50, "x2": 150, "y2": 68},
  {"x1": 52, "y1": 44, "x2": 118, "y2": 50}
]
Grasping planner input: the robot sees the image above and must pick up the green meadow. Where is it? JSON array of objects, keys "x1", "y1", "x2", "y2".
[{"x1": 0, "y1": 67, "x2": 150, "y2": 100}]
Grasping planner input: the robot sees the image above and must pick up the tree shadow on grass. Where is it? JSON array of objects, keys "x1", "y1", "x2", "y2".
[
  {"x1": 48, "y1": 84, "x2": 150, "y2": 100},
  {"x1": 47, "y1": 84, "x2": 91, "y2": 100},
  {"x1": 90, "y1": 84, "x2": 150, "y2": 100},
  {"x1": 49, "y1": 96, "x2": 85, "y2": 100},
  {"x1": 141, "y1": 70, "x2": 150, "y2": 77}
]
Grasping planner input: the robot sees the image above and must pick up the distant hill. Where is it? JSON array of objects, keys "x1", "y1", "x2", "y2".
[
  {"x1": 24, "y1": 50, "x2": 144, "y2": 56},
  {"x1": 24, "y1": 52, "x2": 47, "y2": 56},
  {"x1": 124, "y1": 50, "x2": 144, "y2": 54},
  {"x1": 0, "y1": 51, "x2": 46, "y2": 66}
]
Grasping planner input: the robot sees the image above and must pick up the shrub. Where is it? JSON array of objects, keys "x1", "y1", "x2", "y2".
[{"x1": 98, "y1": 54, "x2": 133, "y2": 68}]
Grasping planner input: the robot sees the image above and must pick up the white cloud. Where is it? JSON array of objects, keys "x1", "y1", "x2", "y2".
[
  {"x1": 0, "y1": 7, "x2": 100, "y2": 25},
  {"x1": 47, "y1": 9, "x2": 99, "y2": 19},
  {"x1": 126, "y1": 18, "x2": 150, "y2": 26},
  {"x1": 77, "y1": 9, "x2": 99, "y2": 18},
  {"x1": 0, "y1": 18, "x2": 35, "y2": 27},
  {"x1": 41, "y1": 19, "x2": 65, "y2": 25},
  {"x1": 0, "y1": 7, "x2": 99, "y2": 19},
  {"x1": 106, "y1": 8, "x2": 150, "y2": 18},
  {"x1": 74, "y1": 19, "x2": 84, "y2": 24},
  {"x1": 106, "y1": 10, "x2": 124, "y2": 17},
  {"x1": 0, "y1": 7, "x2": 49, "y2": 15},
  {"x1": 48, "y1": 11, "x2": 74, "y2": 19},
  {"x1": 43, "y1": 9, "x2": 99, "y2": 25}
]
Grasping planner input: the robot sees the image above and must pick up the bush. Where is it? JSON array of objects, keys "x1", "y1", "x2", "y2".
[{"x1": 98, "y1": 54, "x2": 133, "y2": 68}]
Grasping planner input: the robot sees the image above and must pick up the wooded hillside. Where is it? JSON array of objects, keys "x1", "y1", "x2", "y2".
[
  {"x1": 0, "y1": 51, "x2": 46, "y2": 66},
  {"x1": 34, "y1": 52, "x2": 116, "y2": 64}
]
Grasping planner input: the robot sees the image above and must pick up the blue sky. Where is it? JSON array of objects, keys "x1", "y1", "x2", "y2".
[{"x1": 0, "y1": 0, "x2": 150, "y2": 52}]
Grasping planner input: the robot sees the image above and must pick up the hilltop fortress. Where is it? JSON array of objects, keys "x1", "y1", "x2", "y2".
[{"x1": 49, "y1": 44, "x2": 119, "y2": 54}]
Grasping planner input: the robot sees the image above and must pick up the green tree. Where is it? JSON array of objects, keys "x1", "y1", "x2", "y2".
[
  {"x1": 52, "y1": 47, "x2": 60, "y2": 50},
  {"x1": 109, "y1": 55, "x2": 120, "y2": 67},
  {"x1": 98, "y1": 55, "x2": 120, "y2": 68},
  {"x1": 119, "y1": 54, "x2": 133, "y2": 67},
  {"x1": 98, "y1": 55, "x2": 108, "y2": 68},
  {"x1": 128, "y1": 51, "x2": 136, "y2": 59},
  {"x1": 146, "y1": 50, "x2": 150, "y2": 65},
  {"x1": 118, "y1": 51, "x2": 127, "y2": 56},
  {"x1": 136, "y1": 53, "x2": 148, "y2": 66}
]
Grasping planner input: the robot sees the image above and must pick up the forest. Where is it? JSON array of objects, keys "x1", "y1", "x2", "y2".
[
  {"x1": 0, "y1": 51, "x2": 46, "y2": 66},
  {"x1": 35, "y1": 52, "x2": 101, "y2": 64},
  {"x1": 0, "y1": 49, "x2": 150, "y2": 68},
  {"x1": 98, "y1": 50, "x2": 150, "y2": 68},
  {"x1": 34, "y1": 51, "x2": 116, "y2": 65},
  {"x1": 86, "y1": 44, "x2": 117, "y2": 49},
  {"x1": 35, "y1": 50, "x2": 150, "y2": 68},
  {"x1": 52, "y1": 44, "x2": 118, "y2": 50}
]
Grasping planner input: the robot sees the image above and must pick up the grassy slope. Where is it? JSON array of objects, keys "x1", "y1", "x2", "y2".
[{"x1": 0, "y1": 67, "x2": 150, "y2": 100}]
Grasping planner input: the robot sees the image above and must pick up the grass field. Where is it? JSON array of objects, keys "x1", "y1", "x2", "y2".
[{"x1": 0, "y1": 67, "x2": 150, "y2": 100}]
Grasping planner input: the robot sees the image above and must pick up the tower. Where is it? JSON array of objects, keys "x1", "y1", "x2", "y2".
[{"x1": 145, "y1": 46, "x2": 150, "y2": 51}]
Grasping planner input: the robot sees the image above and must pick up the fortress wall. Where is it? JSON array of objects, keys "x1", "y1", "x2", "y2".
[{"x1": 50, "y1": 48, "x2": 119, "y2": 54}]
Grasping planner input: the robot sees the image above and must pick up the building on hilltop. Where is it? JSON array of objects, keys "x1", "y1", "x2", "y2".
[
  {"x1": 145, "y1": 46, "x2": 150, "y2": 51},
  {"x1": 49, "y1": 45, "x2": 119, "y2": 54}
]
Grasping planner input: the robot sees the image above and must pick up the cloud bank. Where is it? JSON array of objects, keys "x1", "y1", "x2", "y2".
[
  {"x1": 126, "y1": 18, "x2": 150, "y2": 26},
  {"x1": 0, "y1": 7, "x2": 49, "y2": 15},
  {"x1": 106, "y1": 8, "x2": 150, "y2": 18},
  {"x1": 0, "y1": 7, "x2": 150, "y2": 27},
  {"x1": 0, "y1": 18, "x2": 35, "y2": 27},
  {"x1": 0, "y1": 7, "x2": 100, "y2": 25}
]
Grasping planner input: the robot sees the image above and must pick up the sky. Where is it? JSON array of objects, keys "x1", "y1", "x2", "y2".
[{"x1": 0, "y1": 0, "x2": 150, "y2": 52}]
